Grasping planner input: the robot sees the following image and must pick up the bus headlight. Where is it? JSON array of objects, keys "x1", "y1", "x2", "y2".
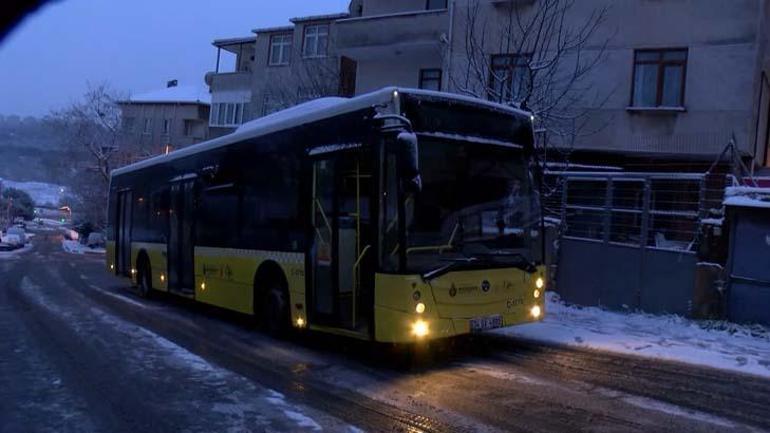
[
  {"x1": 296, "y1": 317, "x2": 306, "y2": 328},
  {"x1": 415, "y1": 302, "x2": 426, "y2": 314},
  {"x1": 535, "y1": 277, "x2": 544, "y2": 289},
  {"x1": 411, "y1": 320, "x2": 429, "y2": 338},
  {"x1": 530, "y1": 305, "x2": 542, "y2": 319}
]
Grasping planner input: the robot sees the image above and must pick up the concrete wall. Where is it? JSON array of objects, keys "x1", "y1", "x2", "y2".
[
  {"x1": 250, "y1": 21, "x2": 341, "y2": 119},
  {"x1": 119, "y1": 103, "x2": 209, "y2": 156},
  {"x1": 355, "y1": 51, "x2": 444, "y2": 93},
  {"x1": 446, "y1": 0, "x2": 765, "y2": 158}
]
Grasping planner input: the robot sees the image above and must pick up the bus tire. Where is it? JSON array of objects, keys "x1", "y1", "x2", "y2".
[
  {"x1": 264, "y1": 282, "x2": 290, "y2": 336},
  {"x1": 137, "y1": 253, "x2": 152, "y2": 299}
]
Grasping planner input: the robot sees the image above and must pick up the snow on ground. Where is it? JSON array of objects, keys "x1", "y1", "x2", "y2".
[
  {"x1": 496, "y1": 292, "x2": 770, "y2": 378},
  {"x1": 0, "y1": 179, "x2": 69, "y2": 207},
  {"x1": 62, "y1": 239, "x2": 105, "y2": 255},
  {"x1": 0, "y1": 243, "x2": 33, "y2": 260}
]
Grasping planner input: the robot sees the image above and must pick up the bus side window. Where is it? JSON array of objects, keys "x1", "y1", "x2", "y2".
[{"x1": 198, "y1": 185, "x2": 241, "y2": 248}]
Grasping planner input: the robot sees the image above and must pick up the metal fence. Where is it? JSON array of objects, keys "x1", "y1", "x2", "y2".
[{"x1": 546, "y1": 171, "x2": 729, "y2": 315}]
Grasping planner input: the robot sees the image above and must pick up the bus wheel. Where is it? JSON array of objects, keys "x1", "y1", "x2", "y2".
[
  {"x1": 137, "y1": 256, "x2": 152, "y2": 298},
  {"x1": 264, "y1": 283, "x2": 289, "y2": 336}
]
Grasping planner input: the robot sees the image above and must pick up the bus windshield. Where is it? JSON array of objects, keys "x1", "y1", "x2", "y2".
[{"x1": 403, "y1": 137, "x2": 541, "y2": 273}]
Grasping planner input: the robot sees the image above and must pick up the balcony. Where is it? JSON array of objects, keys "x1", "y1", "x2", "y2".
[
  {"x1": 335, "y1": 9, "x2": 449, "y2": 60},
  {"x1": 205, "y1": 71, "x2": 252, "y2": 93}
]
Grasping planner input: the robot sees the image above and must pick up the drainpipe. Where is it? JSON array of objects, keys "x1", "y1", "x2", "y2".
[{"x1": 444, "y1": 0, "x2": 456, "y2": 92}]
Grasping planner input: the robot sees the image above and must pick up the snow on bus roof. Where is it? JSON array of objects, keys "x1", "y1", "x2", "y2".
[{"x1": 112, "y1": 87, "x2": 531, "y2": 177}]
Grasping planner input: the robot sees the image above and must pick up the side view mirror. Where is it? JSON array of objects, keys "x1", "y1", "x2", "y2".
[{"x1": 397, "y1": 132, "x2": 422, "y2": 193}]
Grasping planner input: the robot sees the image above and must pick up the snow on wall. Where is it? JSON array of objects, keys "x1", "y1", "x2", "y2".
[{"x1": 724, "y1": 186, "x2": 770, "y2": 209}]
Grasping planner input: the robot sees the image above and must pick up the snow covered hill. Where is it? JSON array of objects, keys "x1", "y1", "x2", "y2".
[{"x1": 0, "y1": 178, "x2": 68, "y2": 207}]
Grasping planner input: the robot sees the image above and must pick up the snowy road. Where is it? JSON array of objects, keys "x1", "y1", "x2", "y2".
[{"x1": 2, "y1": 232, "x2": 770, "y2": 433}]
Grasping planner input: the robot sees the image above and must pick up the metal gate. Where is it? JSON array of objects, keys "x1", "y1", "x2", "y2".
[{"x1": 553, "y1": 172, "x2": 715, "y2": 315}]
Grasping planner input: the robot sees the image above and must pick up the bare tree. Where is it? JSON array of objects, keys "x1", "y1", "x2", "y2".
[
  {"x1": 450, "y1": 0, "x2": 611, "y2": 154},
  {"x1": 48, "y1": 83, "x2": 125, "y2": 227}
]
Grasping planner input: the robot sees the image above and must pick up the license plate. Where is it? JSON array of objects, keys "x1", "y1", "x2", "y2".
[{"x1": 469, "y1": 315, "x2": 503, "y2": 332}]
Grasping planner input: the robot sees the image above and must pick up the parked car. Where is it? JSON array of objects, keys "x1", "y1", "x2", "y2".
[
  {"x1": 1, "y1": 234, "x2": 23, "y2": 248},
  {"x1": 6, "y1": 227, "x2": 26, "y2": 244}
]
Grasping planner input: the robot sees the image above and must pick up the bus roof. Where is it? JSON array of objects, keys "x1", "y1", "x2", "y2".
[{"x1": 111, "y1": 87, "x2": 531, "y2": 177}]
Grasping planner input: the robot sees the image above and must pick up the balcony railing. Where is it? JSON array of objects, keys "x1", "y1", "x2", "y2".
[
  {"x1": 206, "y1": 71, "x2": 252, "y2": 93},
  {"x1": 335, "y1": 9, "x2": 449, "y2": 55}
]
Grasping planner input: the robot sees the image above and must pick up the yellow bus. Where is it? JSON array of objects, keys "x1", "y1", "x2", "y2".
[{"x1": 107, "y1": 87, "x2": 545, "y2": 343}]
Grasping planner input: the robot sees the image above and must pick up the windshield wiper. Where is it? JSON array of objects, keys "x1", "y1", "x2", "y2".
[
  {"x1": 475, "y1": 252, "x2": 537, "y2": 273},
  {"x1": 421, "y1": 253, "x2": 536, "y2": 281}
]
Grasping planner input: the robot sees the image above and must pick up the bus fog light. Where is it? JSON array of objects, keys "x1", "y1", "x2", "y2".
[
  {"x1": 200, "y1": 282, "x2": 206, "y2": 291},
  {"x1": 110, "y1": 264, "x2": 114, "y2": 270},
  {"x1": 130, "y1": 268, "x2": 136, "y2": 275},
  {"x1": 160, "y1": 274, "x2": 165, "y2": 282},
  {"x1": 415, "y1": 302, "x2": 426, "y2": 314},
  {"x1": 533, "y1": 289, "x2": 541, "y2": 299},
  {"x1": 530, "y1": 305, "x2": 542, "y2": 319},
  {"x1": 296, "y1": 317, "x2": 306, "y2": 328},
  {"x1": 535, "y1": 277, "x2": 544, "y2": 289},
  {"x1": 411, "y1": 320, "x2": 429, "y2": 338}
]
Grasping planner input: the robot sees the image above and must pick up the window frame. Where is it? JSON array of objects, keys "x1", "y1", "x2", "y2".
[
  {"x1": 143, "y1": 118, "x2": 152, "y2": 135},
  {"x1": 162, "y1": 118, "x2": 170, "y2": 135},
  {"x1": 268, "y1": 33, "x2": 293, "y2": 66},
  {"x1": 488, "y1": 53, "x2": 532, "y2": 104},
  {"x1": 302, "y1": 24, "x2": 330, "y2": 58},
  {"x1": 418, "y1": 68, "x2": 442, "y2": 91},
  {"x1": 630, "y1": 48, "x2": 688, "y2": 108}
]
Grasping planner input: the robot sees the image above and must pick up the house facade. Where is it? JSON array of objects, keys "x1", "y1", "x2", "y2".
[
  {"x1": 206, "y1": 0, "x2": 770, "y2": 168},
  {"x1": 118, "y1": 81, "x2": 210, "y2": 160}
]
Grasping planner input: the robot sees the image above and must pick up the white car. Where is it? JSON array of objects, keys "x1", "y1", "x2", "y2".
[
  {"x1": 5, "y1": 227, "x2": 26, "y2": 244},
  {"x1": 1, "y1": 234, "x2": 22, "y2": 247}
]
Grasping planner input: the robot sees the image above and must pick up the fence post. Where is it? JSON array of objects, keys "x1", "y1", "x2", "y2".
[
  {"x1": 637, "y1": 178, "x2": 652, "y2": 309},
  {"x1": 603, "y1": 176, "x2": 613, "y2": 244}
]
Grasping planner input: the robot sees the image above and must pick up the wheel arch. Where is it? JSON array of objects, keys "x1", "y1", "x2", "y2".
[{"x1": 252, "y1": 259, "x2": 289, "y2": 314}]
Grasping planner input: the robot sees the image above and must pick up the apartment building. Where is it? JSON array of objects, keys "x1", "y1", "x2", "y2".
[
  {"x1": 206, "y1": 0, "x2": 770, "y2": 168},
  {"x1": 118, "y1": 81, "x2": 210, "y2": 159},
  {"x1": 205, "y1": 36, "x2": 255, "y2": 138}
]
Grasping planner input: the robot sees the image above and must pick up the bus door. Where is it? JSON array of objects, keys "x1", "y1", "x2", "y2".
[
  {"x1": 168, "y1": 177, "x2": 197, "y2": 295},
  {"x1": 309, "y1": 150, "x2": 374, "y2": 331},
  {"x1": 115, "y1": 190, "x2": 132, "y2": 276}
]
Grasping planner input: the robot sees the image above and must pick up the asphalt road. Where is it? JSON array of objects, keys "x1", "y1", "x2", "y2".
[{"x1": 1, "y1": 230, "x2": 769, "y2": 433}]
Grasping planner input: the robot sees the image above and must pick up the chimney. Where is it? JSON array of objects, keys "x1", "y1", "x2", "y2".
[{"x1": 167, "y1": 79, "x2": 178, "y2": 88}]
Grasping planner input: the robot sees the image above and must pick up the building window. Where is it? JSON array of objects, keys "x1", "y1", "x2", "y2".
[
  {"x1": 269, "y1": 33, "x2": 292, "y2": 66},
  {"x1": 143, "y1": 118, "x2": 152, "y2": 134},
  {"x1": 426, "y1": 0, "x2": 447, "y2": 10},
  {"x1": 419, "y1": 69, "x2": 442, "y2": 91},
  {"x1": 122, "y1": 117, "x2": 135, "y2": 132},
  {"x1": 489, "y1": 54, "x2": 531, "y2": 104},
  {"x1": 631, "y1": 48, "x2": 688, "y2": 108},
  {"x1": 209, "y1": 102, "x2": 247, "y2": 127},
  {"x1": 183, "y1": 120, "x2": 194, "y2": 137},
  {"x1": 303, "y1": 24, "x2": 329, "y2": 58},
  {"x1": 162, "y1": 119, "x2": 170, "y2": 135}
]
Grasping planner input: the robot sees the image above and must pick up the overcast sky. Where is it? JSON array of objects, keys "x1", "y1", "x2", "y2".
[{"x1": 0, "y1": 0, "x2": 350, "y2": 117}]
